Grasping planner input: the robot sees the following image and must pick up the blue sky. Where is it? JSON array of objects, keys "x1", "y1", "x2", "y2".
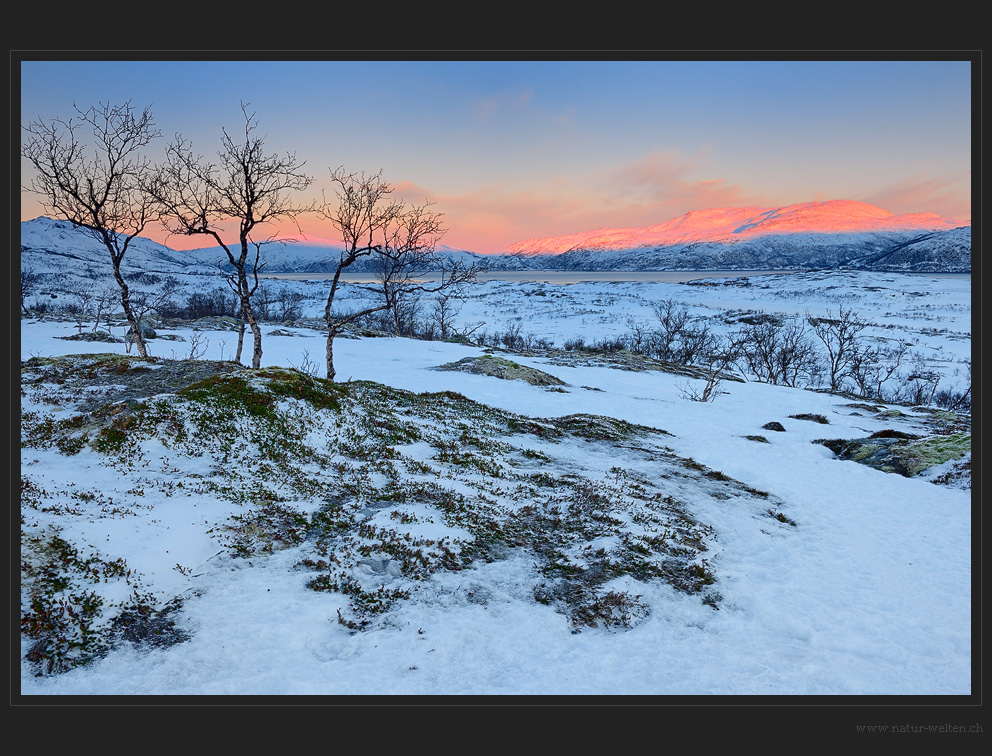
[{"x1": 19, "y1": 57, "x2": 973, "y2": 254}]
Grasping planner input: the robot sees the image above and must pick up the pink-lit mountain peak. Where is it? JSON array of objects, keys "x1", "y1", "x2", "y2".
[{"x1": 507, "y1": 200, "x2": 966, "y2": 256}]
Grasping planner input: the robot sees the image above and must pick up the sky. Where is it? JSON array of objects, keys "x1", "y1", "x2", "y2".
[{"x1": 18, "y1": 57, "x2": 973, "y2": 255}]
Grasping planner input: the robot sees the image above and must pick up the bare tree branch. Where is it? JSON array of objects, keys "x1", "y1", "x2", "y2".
[
  {"x1": 21, "y1": 100, "x2": 161, "y2": 356},
  {"x1": 807, "y1": 306, "x2": 871, "y2": 392},
  {"x1": 154, "y1": 103, "x2": 313, "y2": 368},
  {"x1": 316, "y1": 169, "x2": 477, "y2": 380}
]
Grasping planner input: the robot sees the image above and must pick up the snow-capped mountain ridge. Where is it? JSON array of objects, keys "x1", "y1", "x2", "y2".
[
  {"x1": 507, "y1": 200, "x2": 966, "y2": 255},
  {"x1": 497, "y1": 200, "x2": 969, "y2": 274}
]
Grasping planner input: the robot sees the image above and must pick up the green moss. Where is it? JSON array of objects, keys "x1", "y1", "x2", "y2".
[
  {"x1": 93, "y1": 415, "x2": 141, "y2": 453},
  {"x1": 897, "y1": 434, "x2": 971, "y2": 477},
  {"x1": 815, "y1": 433, "x2": 971, "y2": 479},
  {"x1": 178, "y1": 374, "x2": 276, "y2": 419},
  {"x1": 263, "y1": 369, "x2": 343, "y2": 413},
  {"x1": 851, "y1": 445, "x2": 879, "y2": 463}
]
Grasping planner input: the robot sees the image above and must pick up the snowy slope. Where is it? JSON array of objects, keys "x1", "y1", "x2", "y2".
[{"x1": 18, "y1": 309, "x2": 972, "y2": 696}]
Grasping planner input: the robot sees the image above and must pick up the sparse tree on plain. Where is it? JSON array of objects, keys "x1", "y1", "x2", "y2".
[
  {"x1": 807, "y1": 307, "x2": 872, "y2": 392},
  {"x1": 316, "y1": 168, "x2": 476, "y2": 380},
  {"x1": 904, "y1": 352, "x2": 943, "y2": 407},
  {"x1": 650, "y1": 300, "x2": 691, "y2": 362},
  {"x1": 21, "y1": 100, "x2": 161, "y2": 356},
  {"x1": 679, "y1": 332, "x2": 745, "y2": 402},
  {"x1": 948, "y1": 359, "x2": 972, "y2": 412},
  {"x1": 91, "y1": 287, "x2": 117, "y2": 334},
  {"x1": 428, "y1": 293, "x2": 460, "y2": 341},
  {"x1": 64, "y1": 283, "x2": 94, "y2": 333},
  {"x1": 624, "y1": 318, "x2": 651, "y2": 354},
  {"x1": 737, "y1": 317, "x2": 820, "y2": 387},
  {"x1": 155, "y1": 103, "x2": 313, "y2": 368},
  {"x1": 849, "y1": 339, "x2": 908, "y2": 400}
]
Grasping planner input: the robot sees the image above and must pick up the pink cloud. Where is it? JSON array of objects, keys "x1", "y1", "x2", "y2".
[
  {"x1": 595, "y1": 149, "x2": 769, "y2": 220},
  {"x1": 860, "y1": 173, "x2": 971, "y2": 223}
]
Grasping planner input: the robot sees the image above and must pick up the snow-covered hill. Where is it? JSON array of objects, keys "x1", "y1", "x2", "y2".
[
  {"x1": 18, "y1": 270, "x2": 972, "y2": 697},
  {"x1": 19, "y1": 217, "x2": 213, "y2": 276},
  {"x1": 19, "y1": 216, "x2": 500, "y2": 278}
]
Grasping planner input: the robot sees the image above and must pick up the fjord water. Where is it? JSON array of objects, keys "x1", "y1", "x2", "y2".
[
  {"x1": 264, "y1": 270, "x2": 969, "y2": 285},
  {"x1": 265, "y1": 270, "x2": 798, "y2": 284}
]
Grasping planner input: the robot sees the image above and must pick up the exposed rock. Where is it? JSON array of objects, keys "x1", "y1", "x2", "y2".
[
  {"x1": 789, "y1": 413, "x2": 829, "y2": 424},
  {"x1": 814, "y1": 433, "x2": 971, "y2": 483},
  {"x1": 21, "y1": 354, "x2": 247, "y2": 413}
]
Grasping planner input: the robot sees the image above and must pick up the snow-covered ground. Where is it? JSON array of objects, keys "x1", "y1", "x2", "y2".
[{"x1": 18, "y1": 269, "x2": 973, "y2": 702}]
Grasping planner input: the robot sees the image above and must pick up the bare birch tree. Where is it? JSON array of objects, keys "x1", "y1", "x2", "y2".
[
  {"x1": 849, "y1": 340, "x2": 908, "y2": 400},
  {"x1": 807, "y1": 307, "x2": 871, "y2": 392},
  {"x1": 21, "y1": 100, "x2": 161, "y2": 356},
  {"x1": 155, "y1": 103, "x2": 313, "y2": 368},
  {"x1": 737, "y1": 317, "x2": 820, "y2": 387},
  {"x1": 316, "y1": 168, "x2": 477, "y2": 380}
]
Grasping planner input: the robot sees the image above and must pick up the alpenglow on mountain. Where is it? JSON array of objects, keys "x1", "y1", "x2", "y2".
[
  {"x1": 21, "y1": 200, "x2": 969, "y2": 275},
  {"x1": 499, "y1": 200, "x2": 970, "y2": 273}
]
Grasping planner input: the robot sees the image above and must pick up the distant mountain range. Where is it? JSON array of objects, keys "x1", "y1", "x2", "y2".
[{"x1": 20, "y1": 199, "x2": 970, "y2": 276}]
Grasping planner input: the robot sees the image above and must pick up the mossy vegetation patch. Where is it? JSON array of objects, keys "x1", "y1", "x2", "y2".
[
  {"x1": 897, "y1": 434, "x2": 971, "y2": 477},
  {"x1": 178, "y1": 374, "x2": 278, "y2": 419},
  {"x1": 21, "y1": 352, "x2": 794, "y2": 671},
  {"x1": 435, "y1": 354, "x2": 567, "y2": 386},
  {"x1": 257, "y1": 368, "x2": 346, "y2": 413},
  {"x1": 814, "y1": 432, "x2": 971, "y2": 482},
  {"x1": 21, "y1": 353, "x2": 247, "y2": 413},
  {"x1": 789, "y1": 413, "x2": 830, "y2": 424},
  {"x1": 20, "y1": 527, "x2": 168, "y2": 675},
  {"x1": 57, "y1": 330, "x2": 122, "y2": 343}
]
